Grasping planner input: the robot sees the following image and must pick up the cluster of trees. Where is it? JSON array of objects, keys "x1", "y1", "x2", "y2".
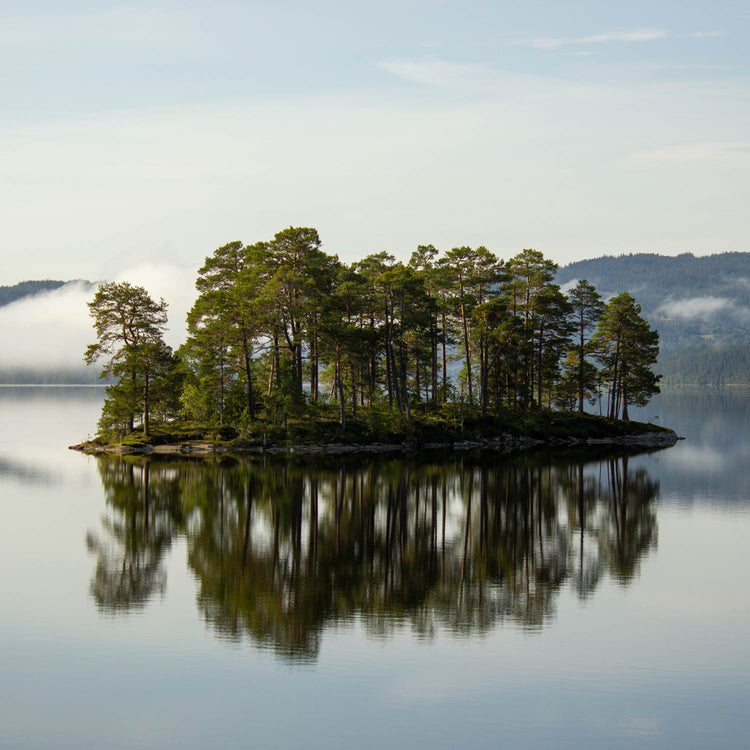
[{"x1": 86, "y1": 227, "x2": 661, "y2": 437}]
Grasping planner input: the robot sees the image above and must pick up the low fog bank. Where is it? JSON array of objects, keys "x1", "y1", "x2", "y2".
[
  {"x1": 0, "y1": 266, "x2": 197, "y2": 382},
  {"x1": 658, "y1": 295, "x2": 750, "y2": 324}
]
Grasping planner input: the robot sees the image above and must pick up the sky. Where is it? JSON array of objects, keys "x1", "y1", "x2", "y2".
[{"x1": 1, "y1": 0, "x2": 749, "y2": 289}]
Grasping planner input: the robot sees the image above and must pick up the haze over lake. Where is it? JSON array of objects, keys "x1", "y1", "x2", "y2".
[{"x1": 1, "y1": 386, "x2": 748, "y2": 749}]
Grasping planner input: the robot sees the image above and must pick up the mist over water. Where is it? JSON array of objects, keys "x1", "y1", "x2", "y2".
[{"x1": 0, "y1": 265, "x2": 197, "y2": 377}]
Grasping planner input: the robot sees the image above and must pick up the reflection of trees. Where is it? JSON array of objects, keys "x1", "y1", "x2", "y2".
[
  {"x1": 86, "y1": 458, "x2": 183, "y2": 613},
  {"x1": 86, "y1": 450, "x2": 661, "y2": 660},
  {"x1": 182, "y1": 452, "x2": 660, "y2": 661},
  {"x1": 557, "y1": 452, "x2": 659, "y2": 595},
  {"x1": 598, "y1": 456, "x2": 659, "y2": 581}
]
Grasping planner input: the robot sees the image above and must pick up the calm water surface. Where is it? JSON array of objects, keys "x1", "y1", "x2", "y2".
[{"x1": 1, "y1": 387, "x2": 748, "y2": 749}]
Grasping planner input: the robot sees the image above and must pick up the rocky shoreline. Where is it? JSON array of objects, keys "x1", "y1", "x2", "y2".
[{"x1": 69, "y1": 429, "x2": 680, "y2": 458}]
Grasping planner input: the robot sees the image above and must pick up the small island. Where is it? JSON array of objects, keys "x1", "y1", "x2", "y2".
[{"x1": 71, "y1": 228, "x2": 675, "y2": 457}]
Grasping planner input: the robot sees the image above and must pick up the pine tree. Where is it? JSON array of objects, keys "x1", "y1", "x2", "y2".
[
  {"x1": 85, "y1": 282, "x2": 171, "y2": 436},
  {"x1": 567, "y1": 279, "x2": 605, "y2": 412},
  {"x1": 591, "y1": 293, "x2": 660, "y2": 420}
]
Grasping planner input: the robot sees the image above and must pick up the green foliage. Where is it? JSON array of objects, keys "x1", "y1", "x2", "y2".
[
  {"x1": 87, "y1": 229, "x2": 664, "y2": 445},
  {"x1": 567, "y1": 279, "x2": 605, "y2": 412},
  {"x1": 591, "y1": 293, "x2": 661, "y2": 420},
  {"x1": 85, "y1": 282, "x2": 175, "y2": 438}
]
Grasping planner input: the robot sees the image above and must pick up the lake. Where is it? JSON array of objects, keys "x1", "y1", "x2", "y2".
[{"x1": 1, "y1": 387, "x2": 748, "y2": 749}]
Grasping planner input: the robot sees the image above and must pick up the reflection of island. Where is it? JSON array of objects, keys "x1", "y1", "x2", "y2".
[
  {"x1": 86, "y1": 459, "x2": 183, "y2": 612},
  {"x1": 88, "y1": 451, "x2": 660, "y2": 659}
]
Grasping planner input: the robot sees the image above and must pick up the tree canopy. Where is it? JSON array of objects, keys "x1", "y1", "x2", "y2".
[
  {"x1": 85, "y1": 281, "x2": 179, "y2": 436},
  {"x1": 86, "y1": 229, "x2": 662, "y2": 439}
]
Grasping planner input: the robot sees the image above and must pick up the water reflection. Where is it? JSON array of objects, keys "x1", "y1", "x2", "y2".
[
  {"x1": 86, "y1": 458, "x2": 183, "y2": 613},
  {"x1": 88, "y1": 450, "x2": 662, "y2": 660},
  {"x1": 631, "y1": 391, "x2": 750, "y2": 504},
  {"x1": 0, "y1": 454, "x2": 56, "y2": 484}
]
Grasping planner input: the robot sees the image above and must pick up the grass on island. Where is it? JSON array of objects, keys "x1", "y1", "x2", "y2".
[{"x1": 89, "y1": 402, "x2": 672, "y2": 450}]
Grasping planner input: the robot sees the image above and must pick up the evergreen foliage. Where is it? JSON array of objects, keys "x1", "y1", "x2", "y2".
[
  {"x1": 87, "y1": 230, "x2": 663, "y2": 441},
  {"x1": 85, "y1": 282, "x2": 180, "y2": 437},
  {"x1": 590, "y1": 293, "x2": 660, "y2": 419}
]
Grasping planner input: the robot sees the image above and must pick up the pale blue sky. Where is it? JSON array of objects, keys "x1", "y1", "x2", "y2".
[{"x1": 2, "y1": 1, "x2": 749, "y2": 283}]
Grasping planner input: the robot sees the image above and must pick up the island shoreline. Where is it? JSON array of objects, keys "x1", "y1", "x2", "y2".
[{"x1": 69, "y1": 425, "x2": 680, "y2": 458}]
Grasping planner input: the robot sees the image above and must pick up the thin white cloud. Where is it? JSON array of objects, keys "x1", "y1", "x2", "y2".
[
  {"x1": 518, "y1": 28, "x2": 667, "y2": 50},
  {"x1": 1, "y1": 67, "x2": 749, "y2": 280},
  {"x1": 376, "y1": 58, "x2": 496, "y2": 88},
  {"x1": 0, "y1": 7, "x2": 204, "y2": 50},
  {"x1": 688, "y1": 30, "x2": 725, "y2": 39},
  {"x1": 630, "y1": 142, "x2": 750, "y2": 166}
]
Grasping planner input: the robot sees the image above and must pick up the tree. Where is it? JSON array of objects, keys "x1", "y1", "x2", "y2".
[
  {"x1": 532, "y1": 285, "x2": 573, "y2": 412},
  {"x1": 409, "y1": 245, "x2": 441, "y2": 403},
  {"x1": 186, "y1": 241, "x2": 263, "y2": 422},
  {"x1": 505, "y1": 249, "x2": 558, "y2": 408},
  {"x1": 591, "y1": 292, "x2": 661, "y2": 420},
  {"x1": 567, "y1": 280, "x2": 604, "y2": 413},
  {"x1": 555, "y1": 350, "x2": 598, "y2": 411},
  {"x1": 438, "y1": 245, "x2": 502, "y2": 405},
  {"x1": 85, "y1": 282, "x2": 171, "y2": 436},
  {"x1": 265, "y1": 227, "x2": 329, "y2": 398}
]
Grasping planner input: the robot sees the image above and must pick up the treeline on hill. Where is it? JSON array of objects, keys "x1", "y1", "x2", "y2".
[
  {"x1": 0, "y1": 280, "x2": 67, "y2": 307},
  {"x1": 557, "y1": 252, "x2": 750, "y2": 383},
  {"x1": 659, "y1": 343, "x2": 750, "y2": 386},
  {"x1": 85, "y1": 228, "x2": 660, "y2": 442},
  {"x1": 556, "y1": 251, "x2": 750, "y2": 318}
]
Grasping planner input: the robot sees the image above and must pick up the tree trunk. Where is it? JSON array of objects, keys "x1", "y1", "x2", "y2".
[
  {"x1": 400, "y1": 341, "x2": 410, "y2": 421},
  {"x1": 241, "y1": 330, "x2": 254, "y2": 417},
  {"x1": 480, "y1": 327, "x2": 489, "y2": 420},
  {"x1": 129, "y1": 369, "x2": 136, "y2": 432},
  {"x1": 441, "y1": 311, "x2": 448, "y2": 403},
  {"x1": 431, "y1": 310, "x2": 438, "y2": 403},
  {"x1": 578, "y1": 322, "x2": 585, "y2": 413},
  {"x1": 142, "y1": 367, "x2": 150, "y2": 437},
  {"x1": 537, "y1": 323, "x2": 544, "y2": 416},
  {"x1": 460, "y1": 298, "x2": 473, "y2": 404},
  {"x1": 336, "y1": 347, "x2": 346, "y2": 428},
  {"x1": 310, "y1": 325, "x2": 319, "y2": 402},
  {"x1": 609, "y1": 336, "x2": 620, "y2": 419}
]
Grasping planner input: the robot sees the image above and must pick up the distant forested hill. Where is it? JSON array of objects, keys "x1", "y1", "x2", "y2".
[
  {"x1": 0, "y1": 279, "x2": 101, "y2": 384},
  {"x1": 557, "y1": 252, "x2": 750, "y2": 384},
  {"x1": 0, "y1": 280, "x2": 68, "y2": 307},
  {"x1": 4, "y1": 256, "x2": 750, "y2": 386}
]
